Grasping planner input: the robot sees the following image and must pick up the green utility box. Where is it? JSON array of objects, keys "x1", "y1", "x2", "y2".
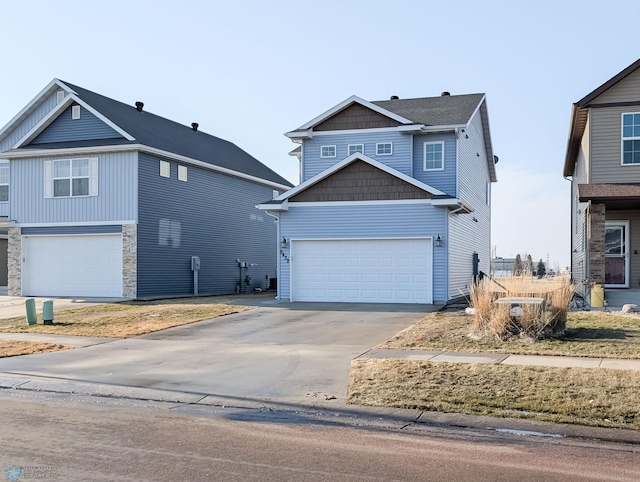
[
  {"x1": 25, "y1": 298, "x2": 37, "y2": 325},
  {"x1": 42, "y1": 300, "x2": 54, "y2": 325}
]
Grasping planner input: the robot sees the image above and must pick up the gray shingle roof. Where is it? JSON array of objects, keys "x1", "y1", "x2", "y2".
[
  {"x1": 372, "y1": 94, "x2": 485, "y2": 126},
  {"x1": 44, "y1": 81, "x2": 292, "y2": 187}
]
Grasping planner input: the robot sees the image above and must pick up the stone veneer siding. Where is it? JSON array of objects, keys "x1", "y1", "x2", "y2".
[
  {"x1": 122, "y1": 224, "x2": 137, "y2": 299},
  {"x1": 589, "y1": 203, "x2": 606, "y2": 284},
  {"x1": 7, "y1": 227, "x2": 21, "y2": 296}
]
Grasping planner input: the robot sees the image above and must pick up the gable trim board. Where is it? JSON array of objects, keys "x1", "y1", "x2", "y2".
[
  {"x1": 12, "y1": 93, "x2": 134, "y2": 149},
  {"x1": 266, "y1": 153, "x2": 445, "y2": 204},
  {"x1": 2, "y1": 144, "x2": 292, "y2": 191}
]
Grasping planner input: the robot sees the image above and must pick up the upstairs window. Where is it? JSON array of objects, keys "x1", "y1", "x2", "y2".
[
  {"x1": 348, "y1": 144, "x2": 364, "y2": 156},
  {"x1": 423, "y1": 141, "x2": 444, "y2": 170},
  {"x1": 160, "y1": 160, "x2": 170, "y2": 178},
  {"x1": 72, "y1": 105, "x2": 81, "y2": 120},
  {"x1": 0, "y1": 161, "x2": 8, "y2": 202},
  {"x1": 376, "y1": 142, "x2": 392, "y2": 155},
  {"x1": 622, "y1": 113, "x2": 640, "y2": 164},
  {"x1": 45, "y1": 158, "x2": 98, "y2": 198},
  {"x1": 178, "y1": 165, "x2": 188, "y2": 182},
  {"x1": 321, "y1": 145, "x2": 336, "y2": 158}
]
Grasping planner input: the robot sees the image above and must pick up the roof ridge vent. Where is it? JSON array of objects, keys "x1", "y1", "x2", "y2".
[
  {"x1": 441, "y1": 91, "x2": 451, "y2": 96},
  {"x1": 191, "y1": 122, "x2": 199, "y2": 131},
  {"x1": 390, "y1": 95, "x2": 399, "y2": 100},
  {"x1": 135, "y1": 101, "x2": 144, "y2": 112}
]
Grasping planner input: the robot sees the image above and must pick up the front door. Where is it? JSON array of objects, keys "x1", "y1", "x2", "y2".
[{"x1": 605, "y1": 221, "x2": 629, "y2": 288}]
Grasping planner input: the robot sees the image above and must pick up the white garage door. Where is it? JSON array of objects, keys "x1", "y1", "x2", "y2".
[
  {"x1": 23, "y1": 235, "x2": 123, "y2": 297},
  {"x1": 291, "y1": 238, "x2": 432, "y2": 303}
]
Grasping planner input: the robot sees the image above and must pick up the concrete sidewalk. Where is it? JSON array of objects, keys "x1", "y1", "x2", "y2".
[{"x1": 362, "y1": 348, "x2": 640, "y2": 371}]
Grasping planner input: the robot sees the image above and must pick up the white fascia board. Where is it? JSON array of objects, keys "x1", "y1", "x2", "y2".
[
  {"x1": 273, "y1": 152, "x2": 445, "y2": 201},
  {"x1": 290, "y1": 95, "x2": 414, "y2": 132},
  {"x1": 11, "y1": 95, "x2": 76, "y2": 148},
  {"x1": 256, "y1": 201, "x2": 289, "y2": 211},
  {"x1": 289, "y1": 199, "x2": 433, "y2": 207},
  {"x1": 3, "y1": 143, "x2": 293, "y2": 191},
  {"x1": 432, "y1": 198, "x2": 475, "y2": 213},
  {"x1": 70, "y1": 95, "x2": 135, "y2": 141},
  {"x1": 0, "y1": 79, "x2": 63, "y2": 143},
  {"x1": 420, "y1": 124, "x2": 466, "y2": 133},
  {"x1": 285, "y1": 129, "x2": 312, "y2": 140},
  {"x1": 17, "y1": 220, "x2": 136, "y2": 228}
]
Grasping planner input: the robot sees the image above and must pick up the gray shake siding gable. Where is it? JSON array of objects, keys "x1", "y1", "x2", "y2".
[{"x1": 136, "y1": 153, "x2": 277, "y2": 298}]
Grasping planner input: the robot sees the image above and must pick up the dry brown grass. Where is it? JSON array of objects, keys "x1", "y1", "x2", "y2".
[
  {"x1": 0, "y1": 340, "x2": 73, "y2": 358},
  {"x1": 470, "y1": 276, "x2": 573, "y2": 340},
  {"x1": 0, "y1": 297, "x2": 253, "y2": 338},
  {"x1": 380, "y1": 311, "x2": 640, "y2": 359},
  {"x1": 348, "y1": 358, "x2": 640, "y2": 430}
]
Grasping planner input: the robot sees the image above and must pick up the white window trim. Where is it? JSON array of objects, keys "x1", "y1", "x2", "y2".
[
  {"x1": 56, "y1": 90, "x2": 65, "y2": 103},
  {"x1": 160, "y1": 160, "x2": 170, "y2": 178},
  {"x1": 423, "y1": 141, "x2": 445, "y2": 171},
  {"x1": 44, "y1": 158, "x2": 98, "y2": 198},
  {"x1": 621, "y1": 112, "x2": 640, "y2": 165},
  {"x1": 348, "y1": 144, "x2": 364, "y2": 156},
  {"x1": 0, "y1": 160, "x2": 8, "y2": 203},
  {"x1": 178, "y1": 164, "x2": 188, "y2": 182},
  {"x1": 72, "y1": 105, "x2": 81, "y2": 120},
  {"x1": 320, "y1": 145, "x2": 336, "y2": 158},
  {"x1": 376, "y1": 142, "x2": 393, "y2": 156},
  {"x1": 486, "y1": 181, "x2": 491, "y2": 206}
]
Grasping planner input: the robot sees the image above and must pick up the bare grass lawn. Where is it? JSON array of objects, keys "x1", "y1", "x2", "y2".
[
  {"x1": 0, "y1": 296, "x2": 255, "y2": 357},
  {"x1": 380, "y1": 311, "x2": 640, "y2": 359},
  {"x1": 349, "y1": 310, "x2": 640, "y2": 430}
]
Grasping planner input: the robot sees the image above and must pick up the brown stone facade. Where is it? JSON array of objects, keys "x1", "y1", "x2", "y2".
[
  {"x1": 290, "y1": 160, "x2": 432, "y2": 202},
  {"x1": 588, "y1": 203, "x2": 606, "y2": 284},
  {"x1": 122, "y1": 224, "x2": 137, "y2": 299},
  {"x1": 7, "y1": 227, "x2": 21, "y2": 296},
  {"x1": 314, "y1": 103, "x2": 400, "y2": 131}
]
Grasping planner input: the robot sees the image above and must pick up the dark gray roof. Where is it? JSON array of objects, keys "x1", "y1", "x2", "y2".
[
  {"x1": 372, "y1": 94, "x2": 484, "y2": 126},
  {"x1": 46, "y1": 81, "x2": 292, "y2": 187}
]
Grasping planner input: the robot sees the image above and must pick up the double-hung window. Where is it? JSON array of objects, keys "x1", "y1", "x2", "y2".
[
  {"x1": 376, "y1": 142, "x2": 392, "y2": 155},
  {"x1": 321, "y1": 145, "x2": 336, "y2": 158},
  {"x1": 0, "y1": 161, "x2": 8, "y2": 202},
  {"x1": 45, "y1": 158, "x2": 98, "y2": 198},
  {"x1": 423, "y1": 141, "x2": 444, "y2": 170},
  {"x1": 622, "y1": 113, "x2": 640, "y2": 164}
]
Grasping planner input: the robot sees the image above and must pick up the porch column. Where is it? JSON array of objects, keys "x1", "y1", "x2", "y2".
[{"x1": 588, "y1": 203, "x2": 606, "y2": 284}]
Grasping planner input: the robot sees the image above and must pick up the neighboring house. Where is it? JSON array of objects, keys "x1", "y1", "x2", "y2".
[
  {"x1": 0, "y1": 79, "x2": 292, "y2": 299},
  {"x1": 259, "y1": 93, "x2": 497, "y2": 304},
  {"x1": 491, "y1": 257, "x2": 515, "y2": 277},
  {"x1": 564, "y1": 58, "x2": 640, "y2": 295}
]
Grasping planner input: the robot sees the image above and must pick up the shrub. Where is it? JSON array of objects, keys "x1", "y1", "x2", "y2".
[{"x1": 470, "y1": 275, "x2": 573, "y2": 341}]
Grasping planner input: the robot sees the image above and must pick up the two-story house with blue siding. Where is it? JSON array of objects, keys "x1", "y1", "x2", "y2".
[
  {"x1": 258, "y1": 93, "x2": 497, "y2": 304},
  {"x1": 0, "y1": 79, "x2": 292, "y2": 299},
  {"x1": 564, "y1": 58, "x2": 640, "y2": 301}
]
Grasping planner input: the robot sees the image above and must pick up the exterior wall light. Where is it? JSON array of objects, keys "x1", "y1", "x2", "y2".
[
  {"x1": 281, "y1": 237, "x2": 288, "y2": 249},
  {"x1": 435, "y1": 234, "x2": 442, "y2": 247}
]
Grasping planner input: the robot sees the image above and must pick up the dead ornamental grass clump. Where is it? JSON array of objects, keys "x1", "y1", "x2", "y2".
[{"x1": 470, "y1": 275, "x2": 574, "y2": 341}]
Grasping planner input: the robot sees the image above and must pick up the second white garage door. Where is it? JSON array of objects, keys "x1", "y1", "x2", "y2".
[
  {"x1": 22, "y1": 234, "x2": 123, "y2": 297},
  {"x1": 291, "y1": 238, "x2": 432, "y2": 303}
]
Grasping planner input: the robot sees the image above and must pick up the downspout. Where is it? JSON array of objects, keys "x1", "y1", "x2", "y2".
[{"x1": 264, "y1": 210, "x2": 280, "y2": 300}]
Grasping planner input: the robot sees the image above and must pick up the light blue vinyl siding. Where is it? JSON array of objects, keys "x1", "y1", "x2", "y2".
[
  {"x1": 0, "y1": 204, "x2": 7, "y2": 217},
  {"x1": 302, "y1": 131, "x2": 411, "y2": 180},
  {"x1": 30, "y1": 105, "x2": 122, "y2": 144},
  {"x1": 448, "y1": 110, "x2": 491, "y2": 299},
  {"x1": 10, "y1": 151, "x2": 138, "y2": 224},
  {"x1": 278, "y1": 203, "x2": 448, "y2": 302},
  {"x1": 0, "y1": 92, "x2": 59, "y2": 152},
  {"x1": 412, "y1": 133, "x2": 457, "y2": 196},
  {"x1": 137, "y1": 153, "x2": 277, "y2": 298}
]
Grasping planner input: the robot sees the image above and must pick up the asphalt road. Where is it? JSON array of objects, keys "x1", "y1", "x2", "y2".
[{"x1": 1, "y1": 390, "x2": 639, "y2": 482}]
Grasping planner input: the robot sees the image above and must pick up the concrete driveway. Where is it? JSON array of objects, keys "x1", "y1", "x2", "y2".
[{"x1": 0, "y1": 300, "x2": 436, "y2": 406}]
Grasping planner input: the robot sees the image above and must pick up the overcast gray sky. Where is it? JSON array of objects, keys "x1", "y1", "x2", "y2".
[{"x1": 1, "y1": 0, "x2": 638, "y2": 270}]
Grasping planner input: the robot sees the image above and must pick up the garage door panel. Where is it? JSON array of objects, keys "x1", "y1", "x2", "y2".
[
  {"x1": 23, "y1": 235, "x2": 122, "y2": 297},
  {"x1": 292, "y1": 239, "x2": 432, "y2": 303}
]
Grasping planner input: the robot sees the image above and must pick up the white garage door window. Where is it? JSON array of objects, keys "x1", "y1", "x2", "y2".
[
  {"x1": 23, "y1": 235, "x2": 123, "y2": 297},
  {"x1": 291, "y1": 238, "x2": 432, "y2": 303}
]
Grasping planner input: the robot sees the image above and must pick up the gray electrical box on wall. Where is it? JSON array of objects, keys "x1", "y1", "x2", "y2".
[{"x1": 191, "y1": 256, "x2": 200, "y2": 271}]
